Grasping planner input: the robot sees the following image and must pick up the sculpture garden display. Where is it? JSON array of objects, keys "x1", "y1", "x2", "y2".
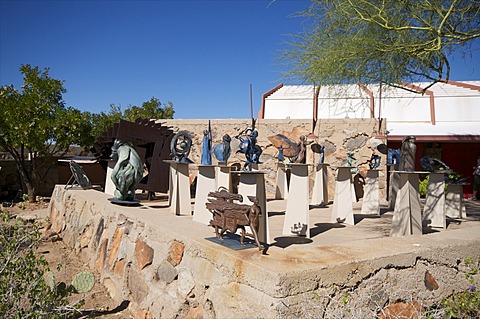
[
  {"x1": 206, "y1": 189, "x2": 263, "y2": 251},
  {"x1": 110, "y1": 139, "x2": 143, "y2": 202}
]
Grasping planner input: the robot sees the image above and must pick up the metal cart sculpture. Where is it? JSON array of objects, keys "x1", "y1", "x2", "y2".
[{"x1": 206, "y1": 189, "x2": 263, "y2": 251}]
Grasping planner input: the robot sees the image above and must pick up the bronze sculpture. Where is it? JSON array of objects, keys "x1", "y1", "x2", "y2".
[
  {"x1": 110, "y1": 139, "x2": 143, "y2": 201},
  {"x1": 237, "y1": 128, "x2": 262, "y2": 171},
  {"x1": 206, "y1": 189, "x2": 263, "y2": 251},
  {"x1": 213, "y1": 134, "x2": 232, "y2": 163},
  {"x1": 170, "y1": 131, "x2": 194, "y2": 163},
  {"x1": 399, "y1": 135, "x2": 416, "y2": 171}
]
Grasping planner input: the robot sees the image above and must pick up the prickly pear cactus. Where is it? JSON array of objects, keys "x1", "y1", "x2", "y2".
[{"x1": 71, "y1": 271, "x2": 95, "y2": 294}]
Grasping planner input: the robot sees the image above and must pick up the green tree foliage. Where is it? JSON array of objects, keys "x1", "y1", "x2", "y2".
[
  {"x1": 90, "y1": 97, "x2": 175, "y2": 143},
  {"x1": 282, "y1": 0, "x2": 480, "y2": 91},
  {"x1": 0, "y1": 65, "x2": 93, "y2": 201}
]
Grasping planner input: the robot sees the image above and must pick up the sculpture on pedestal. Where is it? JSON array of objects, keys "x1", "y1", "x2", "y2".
[
  {"x1": 399, "y1": 135, "x2": 416, "y2": 171},
  {"x1": 171, "y1": 131, "x2": 194, "y2": 163},
  {"x1": 110, "y1": 139, "x2": 143, "y2": 201},
  {"x1": 213, "y1": 134, "x2": 232, "y2": 163},
  {"x1": 201, "y1": 123, "x2": 212, "y2": 165},
  {"x1": 368, "y1": 153, "x2": 381, "y2": 169},
  {"x1": 268, "y1": 134, "x2": 311, "y2": 164},
  {"x1": 237, "y1": 128, "x2": 262, "y2": 171},
  {"x1": 345, "y1": 151, "x2": 358, "y2": 173}
]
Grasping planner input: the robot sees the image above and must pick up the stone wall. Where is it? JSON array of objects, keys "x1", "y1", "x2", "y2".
[
  {"x1": 49, "y1": 186, "x2": 480, "y2": 319},
  {"x1": 158, "y1": 118, "x2": 387, "y2": 200}
]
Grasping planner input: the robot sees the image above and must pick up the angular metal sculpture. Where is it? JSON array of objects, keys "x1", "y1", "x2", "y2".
[
  {"x1": 213, "y1": 134, "x2": 232, "y2": 163},
  {"x1": 368, "y1": 153, "x2": 381, "y2": 169},
  {"x1": 206, "y1": 189, "x2": 263, "y2": 251},
  {"x1": 399, "y1": 135, "x2": 416, "y2": 171},
  {"x1": 170, "y1": 131, "x2": 194, "y2": 163},
  {"x1": 268, "y1": 134, "x2": 311, "y2": 164},
  {"x1": 110, "y1": 139, "x2": 143, "y2": 201},
  {"x1": 236, "y1": 128, "x2": 262, "y2": 171}
]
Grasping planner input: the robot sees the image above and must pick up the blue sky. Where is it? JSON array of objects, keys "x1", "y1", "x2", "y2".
[{"x1": 1, "y1": 0, "x2": 479, "y2": 120}]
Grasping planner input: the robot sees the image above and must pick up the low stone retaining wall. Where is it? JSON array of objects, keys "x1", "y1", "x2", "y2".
[{"x1": 49, "y1": 186, "x2": 480, "y2": 318}]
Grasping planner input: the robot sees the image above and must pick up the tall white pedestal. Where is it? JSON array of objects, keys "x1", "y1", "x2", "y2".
[
  {"x1": 388, "y1": 165, "x2": 400, "y2": 210},
  {"x1": 166, "y1": 161, "x2": 191, "y2": 216},
  {"x1": 215, "y1": 164, "x2": 232, "y2": 192},
  {"x1": 361, "y1": 169, "x2": 381, "y2": 215},
  {"x1": 445, "y1": 183, "x2": 468, "y2": 219},
  {"x1": 193, "y1": 165, "x2": 216, "y2": 225},
  {"x1": 104, "y1": 160, "x2": 116, "y2": 196},
  {"x1": 283, "y1": 164, "x2": 311, "y2": 237},
  {"x1": 423, "y1": 172, "x2": 446, "y2": 228},
  {"x1": 311, "y1": 163, "x2": 329, "y2": 206},
  {"x1": 331, "y1": 166, "x2": 355, "y2": 225},
  {"x1": 275, "y1": 163, "x2": 289, "y2": 200},
  {"x1": 232, "y1": 171, "x2": 271, "y2": 244},
  {"x1": 390, "y1": 171, "x2": 425, "y2": 237}
]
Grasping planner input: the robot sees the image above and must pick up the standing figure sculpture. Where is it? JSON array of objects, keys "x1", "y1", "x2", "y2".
[
  {"x1": 201, "y1": 125, "x2": 212, "y2": 165},
  {"x1": 110, "y1": 139, "x2": 143, "y2": 201},
  {"x1": 236, "y1": 128, "x2": 262, "y2": 171},
  {"x1": 399, "y1": 136, "x2": 416, "y2": 171},
  {"x1": 213, "y1": 134, "x2": 232, "y2": 163}
]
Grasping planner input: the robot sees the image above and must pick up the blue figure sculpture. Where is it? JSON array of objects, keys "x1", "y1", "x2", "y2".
[
  {"x1": 277, "y1": 146, "x2": 285, "y2": 163},
  {"x1": 213, "y1": 134, "x2": 232, "y2": 163},
  {"x1": 388, "y1": 148, "x2": 401, "y2": 165},
  {"x1": 236, "y1": 128, "x2": 262, "y2": 171},
  {"x1": 319, "y1": 144, "x2": 325, "y2": 164},
  {"x1": 368, "y1": 153, "x2": 381, "y2": 169},
  {"x1": 201, "y1": 127, "x2": 212, "y2": 165}
]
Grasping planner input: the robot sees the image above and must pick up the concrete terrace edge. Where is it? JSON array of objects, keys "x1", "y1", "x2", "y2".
[{"x1": 48, "y1": 186, "x2": 480, "y2": 318}]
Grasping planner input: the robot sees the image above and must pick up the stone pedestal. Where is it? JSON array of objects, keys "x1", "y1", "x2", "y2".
[
  {"x1": 311, "y1": 163, "x2": 329, "y2": 206},
  {"x1": 165, "y1": 161, "x2": 191, "y2": 216},
  {"x1": 232, "y1": 171, "x2": 271, "y2": 244},
  {"x1": 331, "y1": 166, "x2": 355, "y2": 225},
  {"x1": 390, "y1": 171, "x2": 425, "y2": 237},
  {"x1": 283, "y1": 164, "x2": 311, "y2": 237},
  {"x1": 275, "y1": 162, "x2": 289, "y2": 200},
  {"x1": 445, "y1": 183, "x2": 468, "y2": 219},
  {"x1": 361, "y1": 169, "x2": 381, "y2": 215},
  {"x1": 215, "y1": 164, "x2": 232, "y2": 192},
  {"x1": 423, "y1": 172, "x2": 447, "y2": 228},
  {"x1": 193, "y1": 165, "x2": 216, "y2": 225}
]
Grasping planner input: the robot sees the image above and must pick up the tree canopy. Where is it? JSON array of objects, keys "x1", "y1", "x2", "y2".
[{"x1": 282, "y1": 0, "x2": 480, "y2": 92}]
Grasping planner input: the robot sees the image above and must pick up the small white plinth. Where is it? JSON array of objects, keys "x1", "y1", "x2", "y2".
[
  {"x1": 165, "y1": 160, "x2": 191, "y2": 216},
  {"x1": 215, "y1": 164, "x2": 232, "y2": 192},
  {"x1": 275, "y1": 162, "x2": 289, "y2": 200},
  {"x1": 361, "y1": 169, "x2": 381, "y2": 215},
  {"x1": 104, "y1": 160, "x2": 116, "y2": 196},
  {"x1": 423, "y1": 172, "x2": 447, "y2": 228},
  {"x1": 445, "y1": 183, "x2": 468, "y2": 219},
  {"x1": 232, "y1": 171, "x2": 271, "y2": 244},
  {"x1": 331, "y1": 166, "x2": 355, "y2": 225},
  {"x1": 283, "y1": 164, "x2": 311, "y2": 237},
  {"x1": 311, "y1": 163, "x2": 329, "y2": 206},
  {"x1": 193, "y1": 165, "x2": 216, "y2": 225},
  {"x1": 390, "y1": 171, "x2": 426, "y2": 237}
]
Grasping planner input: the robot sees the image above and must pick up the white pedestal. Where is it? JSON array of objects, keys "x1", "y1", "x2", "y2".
[
  {"x1": 390, "y1": 171, "x2": 425, "y2": 237},
  {"x1": 423, "y1": 172, "x2": 446, "y2": 228},
  {"x1": 331, "y1": 166, "x2": 355, "y2": 225},
  {"x1": 283, "y1": 164, "x2": 311, "y2": 237},
  {"x1": 104, "y1": 160, "x2": 116, "y2": 196},
  {"x1": 445, "y1": 184, "x2": 468, "y2": 219},
  {"x1": 193, "y1": 165, "x2": 216, "y2": 225},
  {"x1": 166, "y1": 161, "x2": 191, "y2": 216},
  {"x1": 233, "y1": 171, "x2": 271, "y2": 244},
  {"x1": 361, "y1": 169, "x2": 381, "y2": 215},
  {"x1": 311, "y1": 163, "x2": 329, "y2": 206},
  {"x1": 388, "y1": 165, "x2": 400, "y2": 210},
  {"x1": 215, "y1": 164, "x2": 232, "y2": 192},
  {"x1": 275, "y1": 163, "x2": 289, "y2": 200}
]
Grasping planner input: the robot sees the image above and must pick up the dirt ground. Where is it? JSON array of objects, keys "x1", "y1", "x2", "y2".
[{"x1": 3, "y1": 200, "x2": 134, "y2": 319}]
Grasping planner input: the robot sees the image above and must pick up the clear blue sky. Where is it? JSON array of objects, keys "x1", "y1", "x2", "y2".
[{"x1": 1, "y1": 0, "x2": 479, "y2": 120}]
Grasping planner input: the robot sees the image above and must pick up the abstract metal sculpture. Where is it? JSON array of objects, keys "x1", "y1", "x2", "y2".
[
  {"x1": 237, "y1": 128, "x2": 262, "y2": 171},
  {"x1": 170, "y1": 131, "x2": 193, "y2": 163},
  {"x1": 206, "y1": 189, "x2": 263, "y2": 251},
  {"x1": 213, "y1": 134, "x2": 232, "y2": 163},
  {"x1": 110, "y1": 139, "x2": 143, "y2": 201},
  {"x1": 368, "y1": 153, "x2": 381, "y2": 169},
  {"x1": 201, "y1": 122, "x2": 212, "y2": 165},
  {"x1": 268, "y1": 134, "x2": 311, "y2": 164}
]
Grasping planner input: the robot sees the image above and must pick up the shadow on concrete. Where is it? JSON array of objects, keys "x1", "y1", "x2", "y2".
[
  {"x1": 309, "y1": 222, "x2": 346, "y2": 238},
  {"x1": 272, "y1": 236, "x2": 313, "y2": 249},
  {"x1": 354, "y1": 214, "x2": 381, "y2": 224}
]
